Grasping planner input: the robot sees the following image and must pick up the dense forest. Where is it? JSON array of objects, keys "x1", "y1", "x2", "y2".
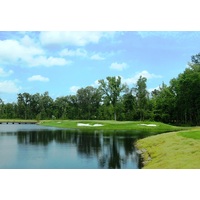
[{"x1": 1, "y1": 54, "x2": 200, "y2": 125}]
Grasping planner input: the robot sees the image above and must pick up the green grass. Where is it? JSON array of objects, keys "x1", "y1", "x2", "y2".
[
  {"x1": 39, "y1": 120, "x2": 185, "y2": 134},
  {"x1": 178, "y1": 128, "x2": 200, "y2": 139},
  {"x1": 0, "y1": 119, "x2": 37, "y2": 123},
  {"x1": 136, "y1": 128, "x2": 200, "y2": 169}
]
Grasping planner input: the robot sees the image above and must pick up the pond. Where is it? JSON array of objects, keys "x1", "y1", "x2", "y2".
[{"x1": 0, "y1": 124, "x2": 144, "y2": 169}]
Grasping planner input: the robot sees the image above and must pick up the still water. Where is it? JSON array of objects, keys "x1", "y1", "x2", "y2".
[{"x1": 0, "y1": 124, "x2": 143, "y2": 169}]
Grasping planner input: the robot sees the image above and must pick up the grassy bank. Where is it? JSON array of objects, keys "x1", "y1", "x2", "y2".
[
  {"x1": 136, "y1": 127, "x2": 200, "y2": 169},
  {"x1": 39, "y1": 120, "x2": 185, "y2": 134},
  {"x1": 0, "y1": 119, "x2": 37, "y2": 123}
]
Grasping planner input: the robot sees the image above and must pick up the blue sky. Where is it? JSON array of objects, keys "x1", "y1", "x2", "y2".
[{"x1": 1, "y1": 31, "x2": 200, "y2": 103}]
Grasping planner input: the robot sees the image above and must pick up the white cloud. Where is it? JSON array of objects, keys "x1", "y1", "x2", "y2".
[
  {"x1": 110, "y1": 62, "x2": 128, "y2": 71},
  {"x1": 69, "y1": 86, "x2": 80, "y2": 94},
  {"x1": 0, "y1": 80, "x2": 21, "y2": 93},
  {"x1": 39, "y1": 32, "x2": 115, "y2": 46},
  {"x1": 60, "y1": 48, "x2": 87, "y2": 57},
  {"x1": 0, "y1": 39, "x2": 44, "y2": 63},
  {"x1": 121, "y1": 70, "x2": 162, "y2": 85},
  {"x1": 90, "y1": 54, "x2": 105, "y2": 60},
  {"x1": 60, "y1": 48, "x2": 105, "y2": 61},
  {"x1": 0, "y1": 39, "x2": 71, "y2": 67},
  {"x1": 27, "y1": 56, "x2": 70, "y2": 67},
  {"x1": 137, "y1": 70, "x2": 162, "y2": 79},
  {"x1": 20, "y1": 35, "x2": 37, "y2": 47},
  {"x1": 0, "y1": 67, "x2": 13, "y2": 77},
  {"x1": 28, "y1": 75, "x2": 49, "y2": 82}
]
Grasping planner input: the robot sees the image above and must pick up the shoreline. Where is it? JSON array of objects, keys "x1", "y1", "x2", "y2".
[
  {"x1": 0, "y1": 119, "x2": 38, "y2": 124},
  {"x1": 135, "y1": 129, "x2": 200, "y2": 169}
]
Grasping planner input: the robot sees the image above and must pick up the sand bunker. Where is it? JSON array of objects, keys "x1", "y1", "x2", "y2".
[
  {"x1": 93, "y1": 124, "x2": 104, "y2": 127},
  {"x1": 77, "y1": 123, "x2": 104, "y2": 127},
  {"x1": 139, "y1": 124, "x2": 157, "y2": 127}
]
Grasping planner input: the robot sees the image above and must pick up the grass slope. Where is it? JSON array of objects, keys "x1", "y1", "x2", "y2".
[
  {"x1": 39, "y1": 120, "x2": 185, "y2": 134},
  {"x1": 136, "y1": 128, "x2": 200, "y2": 169}
]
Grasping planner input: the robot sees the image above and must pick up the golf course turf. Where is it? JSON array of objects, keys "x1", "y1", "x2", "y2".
[
  {"x1": 136, "y1": 127, "x2": 200, "y2": 169},
  {"x1": 39, "y1": 120, "x2": 185, "y2": 134}
]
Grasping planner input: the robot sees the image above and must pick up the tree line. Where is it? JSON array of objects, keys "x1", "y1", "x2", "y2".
[{"x1": 1, "y1": 53, "x2": 200, "y2": 125}]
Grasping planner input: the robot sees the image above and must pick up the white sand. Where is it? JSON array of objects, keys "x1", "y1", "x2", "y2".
[
  {"x1": 77, "y1": 123, "x2": 104, "y2": 127},
  {"x1": 139, "y1": 124, "x2": 157, "y2": 127},
  {"x1": 93, "y1": 124, "x2": 104, "y2": 127},
  {"x1": 77, "y1": 123, "x2": 91, "y2": 126}
]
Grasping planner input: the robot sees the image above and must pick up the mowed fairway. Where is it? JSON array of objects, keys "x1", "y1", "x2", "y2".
[
  {"x1": 136, "y1": 128, "x2": 200, "y2": 169},
  {"x1": 40, "y1": 120, "x2": 185, "y2": 134}
]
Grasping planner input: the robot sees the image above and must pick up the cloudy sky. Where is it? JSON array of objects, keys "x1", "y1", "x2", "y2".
[{"x1": 1, "y1": 31, "x2": 200, "y2": 103}]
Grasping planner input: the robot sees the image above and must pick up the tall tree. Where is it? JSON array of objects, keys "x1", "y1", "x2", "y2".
[
  {"x1": 76, "y1": 86, "x2": 102, "y2": 119},
  {"x1": 40, "y1": 92, "x2": 54, "y2": 119},
  {"x1": 151, "y1": 83, "x2": 176, "y2": 123},
  {"x1": 0, "y1": 98, "x2": 5, "y2": 118},
  {"x1": 173, "y1": 64, "x2": 200, "y2": 125},
  {"x1": 17, "y1": 93, "x2": 31, "y2": 119},
  {"x1": 54, "y1": 96, "x2": 69, "y2": 119},
  {"x1": 135, "y1": 76, "x2": 149, "y2": 121},
  {"x1": 66, "y1": 95, "x2": 79, "y2": 119},
  {"x1": 30, "y1": 93, "x2": 42, "y2": 119},
  {"x1": 98, "y1": 76, "x2": 127, "y2": 120},
  {"x1": 122, "y1": 92, "x2": 136, "y2": 120}
]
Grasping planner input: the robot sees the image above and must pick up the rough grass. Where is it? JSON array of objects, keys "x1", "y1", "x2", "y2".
[
  {"x1": 136, "y1": 128, "x2": 200, "y2": 169},
  {"x1": 39, "y1": 120, "x2": 185, "y2": 134}
]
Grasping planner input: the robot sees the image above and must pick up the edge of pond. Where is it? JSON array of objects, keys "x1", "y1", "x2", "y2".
[{"x1": 134, "y1": 129, "x2": 195, "y2": 169}]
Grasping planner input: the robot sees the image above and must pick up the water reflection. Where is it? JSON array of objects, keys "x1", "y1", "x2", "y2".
[
  {"x1": 15, "y1": 129, "x2": 139, "y2": 169},
  {"x1": 0, "y1": 124, "x2": 143, "y2": 169},
  {"x1": 17, "y1": 131, "x2": 54, "y2": 145}
]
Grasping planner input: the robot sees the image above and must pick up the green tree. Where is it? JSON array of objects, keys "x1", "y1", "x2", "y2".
[
  {"x1": 191, "y1": 53, "x2": 200, "y2": 64},
  {"x1": 76, "y1": 86, "x2": 102, "y2": 119},
  {"x1": 98, "y1": 76, "x2": 127, "y2": 120},
  {"x1": 122, "y1": 92, "x2": 136, "y2": 120},
  {"x1": 40, "y1": 92, "x2": 54, "y2": 119},
  {"x1": 135, "y1": 76, "x2": 149, "y2": 121},
  {"x1": 0, "y1": 98, "x2": 5, "y2": 118},
  {"x1": 54, "y1": 96, "x2": 69, "y2": 119},
  {"x1": 4, "y1": 103, "x2": 16, "y2": 119},
  {"x1": 30, "y1": 93, "x2": 42, "y2": 119},
  {"x1": 173, "y1": 64, "x2": 200, "y2": 125},
  {"x1": 17, "y1": 93, "x2": 31, "y2": 119},
  {"x1": 66, "y1": 95, "x2": 79, "y2": 119},
  {"x1": 150, "y1": 83, "x2": 176, "y2": 123}
]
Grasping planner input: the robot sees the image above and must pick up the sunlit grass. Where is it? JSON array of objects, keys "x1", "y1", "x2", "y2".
[
  {"x1": 178, "y1": 129, "x2": 200, "y2": 139},
  {"x1": 136, "y1": 128, "x2": 200, "y2": 169}
]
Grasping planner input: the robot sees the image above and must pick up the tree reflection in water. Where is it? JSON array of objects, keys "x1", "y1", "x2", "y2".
[
  {"x1": 17, "y1": 129, "x2": 139, "y2": 169},
  {"x1": 98, "y1": 135, "x2": 137, "y2": 169},
  {"x1": 77, "y1": 133, "x2": 101, "y2": 157}
]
